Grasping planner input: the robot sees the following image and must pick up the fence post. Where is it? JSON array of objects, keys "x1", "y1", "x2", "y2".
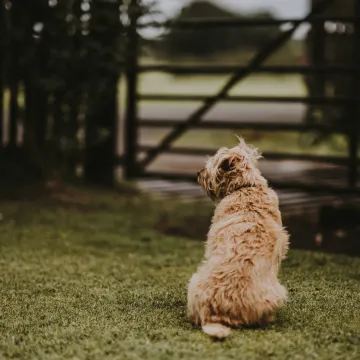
[
  {"x1": 0, "y1": 0, "x2": 5, "y2": 147},
  {"x1": 348, "y1": 0, "x2": 360, "y2": 187},
  {"x1": 83, "y1": 0, "x2": 123, "y2": 186},
  {"x1": 311, "y1": 16, "x2": 326, "y2": 122},
  {"x1": 124, "y1": 0, "x2": 139, "y2": 179},
  {"x1": 9, "y1": 79, "x2": 18, "y2": 147}
]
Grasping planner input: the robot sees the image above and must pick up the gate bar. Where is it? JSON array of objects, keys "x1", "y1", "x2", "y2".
[
  {"x1": 139, "y1": 65, "x2": 360, "y2": 75},
  {"x1": 138, "y1": 119, "x2": 351, "y2": 133},
  {"x1": 138, "y1": 145, "x2": 352, "y2": 166},
  {"x1": 139, "y1": 94, "x2": 356, "y2": 105},
  {"x1": 138, "y1": 16, "x2": 357, "y2": 29}
]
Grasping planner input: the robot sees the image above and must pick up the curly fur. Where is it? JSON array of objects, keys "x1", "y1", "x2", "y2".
[{"x1": 188, "y1": 138, "x2": 289, "y2": 339}]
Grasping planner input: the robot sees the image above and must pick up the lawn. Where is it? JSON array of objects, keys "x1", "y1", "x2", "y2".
[{"x1": 1, "y1": 187, "x2": 360, "y2": 360}]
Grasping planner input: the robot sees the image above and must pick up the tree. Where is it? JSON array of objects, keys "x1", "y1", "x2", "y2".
[
  {"x1": 158, "y1": 1, "x2": 281, "y2": 57},
  {"x1": 1, "y1": 0, "x2": 150, "y2": 186}
]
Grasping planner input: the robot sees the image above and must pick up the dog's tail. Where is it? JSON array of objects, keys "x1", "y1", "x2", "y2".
[{"x1": 202, "y1": 323, "x2": 231, "y2": 339}]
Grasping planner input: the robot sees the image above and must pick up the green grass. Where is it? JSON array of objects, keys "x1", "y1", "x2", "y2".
[
  {"x1": 118, "y1": 72, "x2": 349, "y2": 158},
  {"x1": 1, "y1": 187, "x2": 360, "y2": 359},
  {"x1": 4, "y1": 70, "x2": 347, "y2": 157},
  {"x1": 138, "y1": 128, "x2": 348, "y2": 157},
  {"x1": 134, "y1": 73, "x2": 306, "y2": 97}
]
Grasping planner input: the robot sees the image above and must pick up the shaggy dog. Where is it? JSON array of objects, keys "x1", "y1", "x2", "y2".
[{"x1": 188, "y1": 139, "x2": 289, "y2": 339}]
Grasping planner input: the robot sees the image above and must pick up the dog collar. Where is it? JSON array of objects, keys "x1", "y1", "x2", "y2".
[
  {"x1": 233, "y1": 184, "x2": 256, "y2": 191},
  {"x1": 223, "y1": 184, "x2": 256, "y2": 198}
]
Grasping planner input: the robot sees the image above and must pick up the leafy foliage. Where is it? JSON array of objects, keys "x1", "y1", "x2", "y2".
[
  {"x1": 158, "y1": 1, "x2": 281, "y2": 57},
  {"x1": 2, "y1": 0, "x2": 151, "y2": 183}
]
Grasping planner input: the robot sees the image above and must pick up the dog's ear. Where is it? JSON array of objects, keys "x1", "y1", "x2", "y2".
[
  {"x1": 220, "y1": 154, "x2": 244, "y2": 172},
  {"x1": 208, "y1": 188, "x2": 216, "y2": 200},
  {"x1": 220, "y1": 159, "x2": 231, "y2": 172}
]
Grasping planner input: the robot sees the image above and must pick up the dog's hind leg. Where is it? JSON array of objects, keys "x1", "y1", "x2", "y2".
[
  {"x1": 260, "y1": 312, "x2": 276, "y2": 325},
  {"x1": 187, "y1": 273, "x2": 203, "y2": 326}
]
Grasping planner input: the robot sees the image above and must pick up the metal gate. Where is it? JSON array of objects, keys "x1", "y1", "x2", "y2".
[{"x1": 122, "y1": 0, "x2": 360, "y2": 194}]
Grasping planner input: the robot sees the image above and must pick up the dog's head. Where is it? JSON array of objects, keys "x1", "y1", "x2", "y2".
[{"x1": 197, "y1": 138, "x2": 266, "y2": 201}]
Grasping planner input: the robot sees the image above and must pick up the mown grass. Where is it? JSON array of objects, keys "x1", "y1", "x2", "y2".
[{"x1": 0, "y1": 187, "x2": 360, "y2": 360}]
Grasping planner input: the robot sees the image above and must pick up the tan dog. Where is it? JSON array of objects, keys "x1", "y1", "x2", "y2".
[{"x1": 188, "y1": 139, "x2": 289, "y2": 339}]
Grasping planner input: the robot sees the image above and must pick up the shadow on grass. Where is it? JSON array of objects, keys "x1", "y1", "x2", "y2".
[
  {"x1": 3, "y1": 181, "x2": 360, "y2": 257},
  {"x1": 155, "y1": 210, "x2": 360, "y2": 258}
]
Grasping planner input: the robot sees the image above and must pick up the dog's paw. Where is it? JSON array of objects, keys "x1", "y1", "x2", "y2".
[
  {"x1": 202, "y1": 323, "x2": 231, "y2": 339},
  {"x1": 261, "y1": 313, "x2": 276, "y2": 325}
]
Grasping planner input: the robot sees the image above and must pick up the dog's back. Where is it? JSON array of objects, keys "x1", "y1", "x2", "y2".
[{"x1": 188, "y1": 186, "x2": 288, "y2": 338}]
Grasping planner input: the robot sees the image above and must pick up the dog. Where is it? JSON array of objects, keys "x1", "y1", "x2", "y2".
[{"x1": 188, "y1": 138, "x2": 289, "y2": 339}]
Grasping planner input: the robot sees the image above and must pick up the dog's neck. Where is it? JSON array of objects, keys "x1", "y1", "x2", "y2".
[
  {"x1": 233, "y1": 184, "x2": 256, "y2": 191},
  {"x1": 229, "y1": 184, "x2": 257, "y2": 196},
  {"x1": 215, "y1": 184, "x2": 257, "y2": 203}
]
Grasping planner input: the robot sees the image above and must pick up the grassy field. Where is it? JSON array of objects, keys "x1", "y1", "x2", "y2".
[
  {"x1": 1, "y1": 187, "x2": 360, "y2": 360},
  {"x1": 3, "y1": 72, "x2": 348, "y2": 157},
  {"x1": 134, "y1": 72, "x2": 306, "y2": 97},
  {"x1": 119, "y1": 73, "x2": 348, "y2": 158}
]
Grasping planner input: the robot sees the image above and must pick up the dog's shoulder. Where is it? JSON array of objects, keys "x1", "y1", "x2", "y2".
[{"x1": 256, "y1": 185, "x2": 280, "y2": 208}]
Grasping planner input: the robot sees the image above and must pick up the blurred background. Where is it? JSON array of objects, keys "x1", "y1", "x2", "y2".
[{"x1": 1, "y1": 0, "x2": 360, "y2": 251}]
